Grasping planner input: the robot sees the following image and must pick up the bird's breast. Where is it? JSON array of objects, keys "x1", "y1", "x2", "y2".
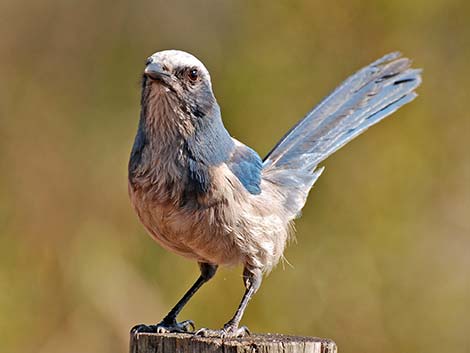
[{"x1": 128, "y1": 163, "x2": 246, "y2": 266}]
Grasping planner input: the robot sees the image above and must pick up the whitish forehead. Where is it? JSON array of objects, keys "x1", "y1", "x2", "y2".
[{"x1": 149, "y1": 50, "x2": 209, "y2": 74}]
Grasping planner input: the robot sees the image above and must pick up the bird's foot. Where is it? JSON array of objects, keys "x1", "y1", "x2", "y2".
[
  {"x1": 131, "y1": 319, "x2": 195, "y2": 334},
  {"x1": 195, "y1": 324, "x2": 250, "y2": 338}
]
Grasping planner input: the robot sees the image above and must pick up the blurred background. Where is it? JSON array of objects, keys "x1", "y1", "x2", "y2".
[{"x1": 1, "y1": 1, "x2": 469, "y2": 352}]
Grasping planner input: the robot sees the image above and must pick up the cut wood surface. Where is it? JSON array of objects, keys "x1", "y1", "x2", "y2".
[{"x1": 130, "y1": 332, "x2": 337, "y2": 353}]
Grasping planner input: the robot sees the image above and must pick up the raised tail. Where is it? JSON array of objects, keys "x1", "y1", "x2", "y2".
[{"x1": 262, "y1": 52, "x2": 422, "y2": 218}]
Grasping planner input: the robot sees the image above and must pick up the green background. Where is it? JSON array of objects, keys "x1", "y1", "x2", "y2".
[{"x1": 1, "y1": 1, "x2": 469, "y2": 352}]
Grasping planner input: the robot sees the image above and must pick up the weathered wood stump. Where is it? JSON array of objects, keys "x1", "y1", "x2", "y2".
[{"x1": 130, "y1": 332, "x2": 337, "y2": 353}]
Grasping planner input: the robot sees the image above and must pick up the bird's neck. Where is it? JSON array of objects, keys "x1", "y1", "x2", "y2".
[
  {"x1": 184, "y1": 105, "x2": 235, "y2": 165},
  {"x1": 129, "y1": 93, "x2": 234, "y2": 196}
]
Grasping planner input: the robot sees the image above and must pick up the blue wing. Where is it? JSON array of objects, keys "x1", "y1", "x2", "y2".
[{"x1": 227, "y1": 141, "x2": 263, "y2": 195}]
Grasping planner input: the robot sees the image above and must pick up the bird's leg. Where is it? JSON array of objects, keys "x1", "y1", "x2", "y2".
[
  {"x1": 131, "y1": 262, "x2": 217, "y2": 334},
  {"x1": 196, "y1": 267, "x2": 262, "y2": 338}
]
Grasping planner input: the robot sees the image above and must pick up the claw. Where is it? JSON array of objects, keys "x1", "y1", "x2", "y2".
[
  {"x1": 130, "y1": 319, "x2": 196, "y2": 334},
  {"x1": 194, "y1": 328, "x2": 213, "y2": 337},
  {"x1": 131, "y1": 324, "x2": 159, "y2": 334},
  {"x1": 234, "y1": 326, "x2": 251, "y2": 337},
  {"x1": 195, "y1": 325, "x2": 250, "y2": 338},
  {"x1": 180, "y1": 320, "x2": 195, "y2": 332},
  {"x1": 156, "y1": 325, "x2": 169, "y2": 334}
]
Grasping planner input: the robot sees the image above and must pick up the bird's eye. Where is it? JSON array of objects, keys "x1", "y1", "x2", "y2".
[
  {"x1": 188, "y1": 68, "x2": 199, "y2": 82},
  {"x1": 145, "y1": 57, "x2": 152, "y2": 66}
]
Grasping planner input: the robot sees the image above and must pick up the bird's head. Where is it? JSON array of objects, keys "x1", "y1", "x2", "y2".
[
  {"x1": 134, "y1": 49, "x2": 234, "y2": 177},
  {"x1": 142, "y1": 50, "x2": 217, "y2": 121}
]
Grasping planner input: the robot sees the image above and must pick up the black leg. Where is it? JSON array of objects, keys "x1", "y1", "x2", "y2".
[
  {"x1": 132, "y1": 262, "x2": 218, "y2": 334},
  {"x1": 196, "y1": 267, "x2": 262, "y2": 338}
]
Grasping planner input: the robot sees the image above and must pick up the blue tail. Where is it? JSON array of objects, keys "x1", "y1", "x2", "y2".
[{"x1": 262, "y1": 52, "x2": 422, "y2": 218}]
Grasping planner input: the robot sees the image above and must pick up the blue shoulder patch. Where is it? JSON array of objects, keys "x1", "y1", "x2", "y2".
[{"x1": 227, "y1": 143, "x2": 263, "y2": 195}]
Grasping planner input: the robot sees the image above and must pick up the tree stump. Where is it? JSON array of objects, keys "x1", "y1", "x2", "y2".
[{"x1": 130, "y1": 332, "x2": 337, "y2": 353}]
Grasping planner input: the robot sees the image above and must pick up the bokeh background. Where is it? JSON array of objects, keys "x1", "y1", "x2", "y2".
[{"x1": 1, "y1": 1, "x2": 469, "y2": 352}]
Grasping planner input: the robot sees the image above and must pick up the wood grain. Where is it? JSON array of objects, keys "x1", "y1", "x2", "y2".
[{"x1": 130, "y1": 332, "x2": 337, "y2": 353}]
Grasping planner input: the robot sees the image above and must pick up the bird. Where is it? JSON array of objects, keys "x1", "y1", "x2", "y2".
[{"x1": 128, "y1": 50, "x2": 421, "y2": 337}]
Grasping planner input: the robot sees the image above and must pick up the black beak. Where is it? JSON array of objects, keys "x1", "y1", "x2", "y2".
[{"x1": 144, "y1": 62, "x2": 170, "y2": 81}]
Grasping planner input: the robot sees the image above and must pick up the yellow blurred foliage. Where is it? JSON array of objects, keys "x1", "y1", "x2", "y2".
[{"x1": 1, "y1": 1, "x2": 469, "y2": 352}]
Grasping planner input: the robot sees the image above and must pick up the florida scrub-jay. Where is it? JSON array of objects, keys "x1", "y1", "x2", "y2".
[{"x1": 128, "y1": 50, "x2": 421, "y2": 337}]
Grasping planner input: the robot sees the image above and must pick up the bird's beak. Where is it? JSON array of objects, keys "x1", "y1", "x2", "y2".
[{"x1": 144, "y1": 62, "x2": 170, "y2": 82}]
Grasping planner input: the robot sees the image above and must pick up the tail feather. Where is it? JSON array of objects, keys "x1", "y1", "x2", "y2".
[
  {"x1": 263, "y1": 52, "x2": 421, "y2": 171},
  {"x1": 262, "y1": 52, "x2": 422, "y2": 218}
]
